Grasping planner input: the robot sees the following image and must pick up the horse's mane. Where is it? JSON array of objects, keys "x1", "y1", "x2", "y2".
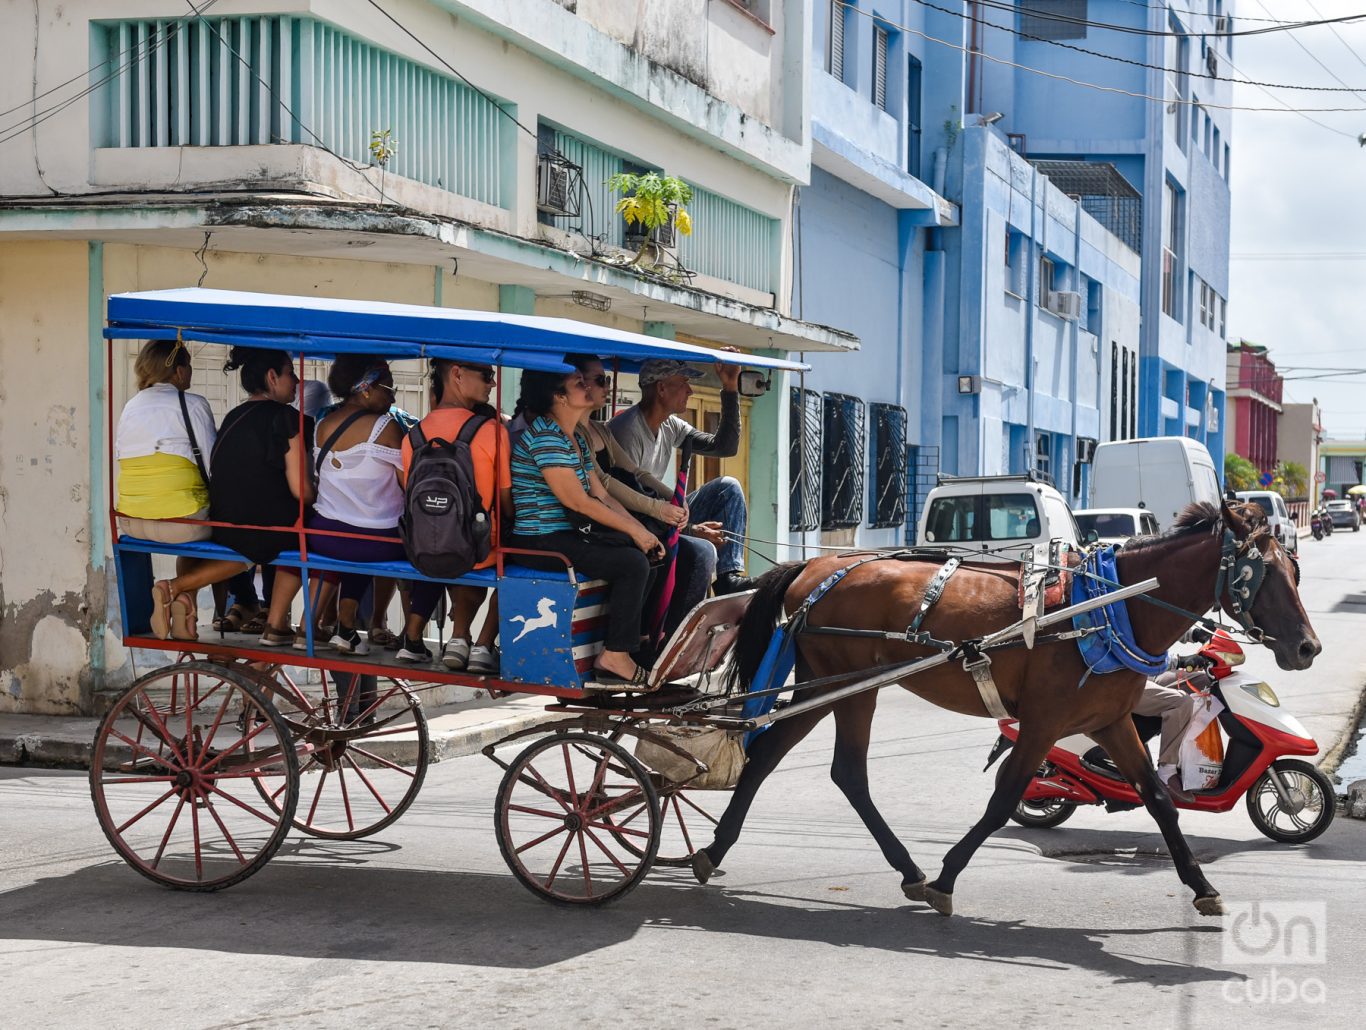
[{"x1": 1120, "y1": 501, "x2": 1222, "y2": 554}]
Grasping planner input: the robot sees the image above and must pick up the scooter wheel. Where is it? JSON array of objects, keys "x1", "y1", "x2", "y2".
[
  {"x1": 1246, "y1": 759, "x2": 1336, "y2": 844},
  {"x1": 1010, "y1": 799, "x2": 1077, "y2": 828}
]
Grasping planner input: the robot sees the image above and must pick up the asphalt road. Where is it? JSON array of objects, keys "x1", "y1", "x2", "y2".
[{"x1": 4, "y1": 529, "x2": 1366, "y2": 1028}]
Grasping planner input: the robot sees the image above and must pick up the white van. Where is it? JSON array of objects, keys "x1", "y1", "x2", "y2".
[
  {"x1": 918, "y1": 474, "x2": 1080, "y2": 562},
  {"x1": 1234, "y1": 490, "x2": 1299, "y2": 555},
  {"x1": 1089, "y1": 437, "x2": 1222, "y2": 529}
]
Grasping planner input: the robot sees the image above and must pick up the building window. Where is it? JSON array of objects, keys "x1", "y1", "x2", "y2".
[
  {"x1": 1166, "y1": 22, "x2": 1189, "y2": 147},
  {"x1": 1204, "y1": 112, "x2": 1213, "y2": 158},
  {"x1": 1035, "y1": 432, "x2": 1053, "y2": 480},
  {"x1": 1162, "y1": 179, "x2": 1182, "y2": 320},
  {"x1": 1005, "y1": 230, "x2": 1026, "y2": 296},
  {"x1": 1019, "y1": 0, "x2": 1088, "y2": 41},
  {"x1": 907, "y1": 53, "x2": 923, "y2": 177},
  {"x1": 789, "y1": 387, "x2": 823, "y2": 532},
  {"x1": 1224, "y1": 142, "x2": 1231, "y2": 179},
  {"x1": 827, "y1": 0, "x2": 846, "y2": 82},
  {"x1": 1111, "y1": 342, "x2": 1120, "y2": 440},
  {"x1": 1198, "y1": 280, "x2": 1210, "y2": 329},
  {"x1": 821, "y1": 392, "x2": 866, "y2": 529},
  {"x1": 1219, "y1": 296, "x2": 1227, "y2": 338},
  {"x1": 869, "y1": 403, "x2": 908, "y2": 528},
  {"x1": 1212, "y1": 125, "x2": 1222, "y2": 171},
  {"x1": 873, "y1": 25, "x2": 890, "y2": 110},
  {"x1": 1039, "y1": 255, "x2": 1056, "y2": 305}
]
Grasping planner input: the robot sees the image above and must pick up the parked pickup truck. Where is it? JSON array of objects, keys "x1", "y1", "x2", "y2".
[{"x1": 916, "y1": 473, "x2": 1081, "y2": 562}]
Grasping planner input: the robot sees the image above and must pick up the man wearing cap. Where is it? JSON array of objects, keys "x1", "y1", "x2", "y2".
[{"x1": 609, "y1": 358, "x2": 752, "y2": 596}]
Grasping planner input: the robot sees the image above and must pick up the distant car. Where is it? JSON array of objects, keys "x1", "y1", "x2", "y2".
[
  {"x1": 1234, "y1": 490, "x2": 1301, "y2": 555},
  {"x1": 1073, "y1": 508, "x2": 1161, "y2": 548},
  {"x1": 1325, "y1": 499, "x2": 1360, "y2": 531}
]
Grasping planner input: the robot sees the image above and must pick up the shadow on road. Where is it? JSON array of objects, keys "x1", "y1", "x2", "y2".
[{"x1": 0, "y1": 848, "x2": 1235, "y2": 988}]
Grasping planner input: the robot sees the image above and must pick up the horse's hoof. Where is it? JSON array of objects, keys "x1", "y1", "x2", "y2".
[
  {"x1": 924, "y1": 886, "x2": 954, "y2": 917},
  {"x1": 1194, "y1": 894, "x2": 1224, "y2": 917},
  {"x1": 691, "y1": 851, "x2": 716, "y2": 885},
  {"x1": 902, "y1": 878, "x2": 928, "y2": 902}
]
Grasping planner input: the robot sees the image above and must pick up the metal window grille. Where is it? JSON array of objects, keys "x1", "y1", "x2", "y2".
[
  {"x1": 821, "y1": 392, "x2": 865, "y2": 530},
  {"x1": 869, "y1": 403, "x2": 907, "y2": 529},
  {"x1": 828, "y1": 0, "x2": 845, "y2": 80},
  {"x1": 789, "y1": 387, "x2": 823, "y2": 532},
  {"x1": 873, "y1": 26, "x2": 890, "y2": 110},
  {"x1": 1018, "y1": 0, "x2": 1088, "y2": 41},
  {"x1": 906, "y1": 445, "x2": 940, "y2": 546}
]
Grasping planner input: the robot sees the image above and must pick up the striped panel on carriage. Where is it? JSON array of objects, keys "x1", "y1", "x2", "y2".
[{"x1": 496, "y1": 573, "x2": 608, "y2": 686}]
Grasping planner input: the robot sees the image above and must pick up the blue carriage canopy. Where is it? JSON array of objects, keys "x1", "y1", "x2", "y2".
[{"x1": 104, "y1": 288, "x2": 812, "y2": 375}]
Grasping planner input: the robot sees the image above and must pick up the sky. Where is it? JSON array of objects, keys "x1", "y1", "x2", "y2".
[{"x1": 1228, "y1": 0, "x2": 1366, "y2": 440}]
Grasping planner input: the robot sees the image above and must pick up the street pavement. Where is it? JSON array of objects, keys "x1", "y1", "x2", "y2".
[{"x1": 3, "y1": 528, "x2": 1366, "y2": 1028}]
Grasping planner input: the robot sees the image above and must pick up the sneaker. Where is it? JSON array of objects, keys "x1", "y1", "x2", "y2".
[
  {"x1": 713, "y1": 571, "x2": 754, "y2": 596},
  {"x1": 258, "y1": 626, "x2": 294, "y2": 648},
  {"x1": 330, "y1": 627, "x2": 370, "y2": 656},
  {"x1": 441, "y1": 637, "x2": 471, "y2": 671},
  {"x1": 468, "y1": 644, "x2": 499, "y2": 675},
  {"x1": 396, "y1": 636, "x2": 433, "y2": 664}
]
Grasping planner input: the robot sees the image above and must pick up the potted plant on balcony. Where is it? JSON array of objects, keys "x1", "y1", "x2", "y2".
[{"x1": 607, "y1": 171, "x2": 693, "y2": 273}]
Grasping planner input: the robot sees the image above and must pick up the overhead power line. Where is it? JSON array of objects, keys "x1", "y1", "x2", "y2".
[
  {"x1": 1115, "y1": 0, "x2": 1345, "y2": 25},
  {"x1": 1249, "y1": 0, "x2": 1366, "y2": 105},
  {"x1": 1218, "y1": 47, "x2": 1359, "y2": 139},
  {"x1": 910, "y1": 0, "x2": 1366, "y2": 95},
  {"x1": 960, "y1": 0, "x2": 1366, "y2": 38},
  {"x1": 1304, "y1": 0, "x2": 1366, "y2": 77},
  {"x1": 837, "y1": 3, "x2": 1366, "y2": 114}
]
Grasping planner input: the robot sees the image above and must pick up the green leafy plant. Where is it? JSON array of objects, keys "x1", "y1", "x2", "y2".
[
  {"x1": 369, "y1": 129, "x2": 398, "y2": 204},
  {"x1": 1224, "y1": 452, "x2": 1259, "y2": 493},
  {"x1": 1274, "y1": 460, "x2": 1308, "y2": 499},
  {"x1": 607, "y1": 172, "x2": 693, "y2": 266}
]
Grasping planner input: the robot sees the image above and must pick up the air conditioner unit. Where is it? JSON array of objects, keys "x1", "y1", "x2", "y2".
[
  {"x1": 654, "y1": 204, "x2": 678, "y2": 249},
  {"x1": 1045, "y1": 290, "x2": 1083, "y2": 321},
  {"x1": 536, "y1": 153, "x2": 576, "y2": 216},
  {"x1": 1206, "y1": 48, "x2": 1218, "y2": 77},
  {"x1": 1215, "y1": 15, "x2": 1230, "y2": 34},
  {"x1": 1076, "y1": 437, "x2": 1098, "y2": 463}
]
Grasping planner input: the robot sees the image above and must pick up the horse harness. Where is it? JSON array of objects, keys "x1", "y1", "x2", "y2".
[{"x1": 1214, "y1": 526, "x2": 1270, "y2": 641}]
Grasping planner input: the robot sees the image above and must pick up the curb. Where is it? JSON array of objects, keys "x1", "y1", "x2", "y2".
[{"x1": 0, "y1": 698, "x2": 569, "y2": 771}]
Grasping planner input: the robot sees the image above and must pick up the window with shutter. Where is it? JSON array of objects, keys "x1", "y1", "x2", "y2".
[
  {"x1": 828, "y1": 0, "x2": 845, "y2": 81},
  {"x1": 869, "y1": 403, "x2": 908, "y2": 528},
  {"x1": 873, "y1": 26, "x2": 889, "y2": 110},
  {"x1": 789, "y1": 387, "x2": 823, "y2": 532},
  {"x1": 821, "y1": 393, "x2": 866, "y2": 530}
]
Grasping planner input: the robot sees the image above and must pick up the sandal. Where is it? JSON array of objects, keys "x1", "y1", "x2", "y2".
[
  {"x1": 589, "y1": 662, "x2": 652, "y2": 691},
  {"x1": 367, "y1": 626, "x2": 399, "y2": 650},
  {"x1": 150, "y1": 581, "x2": 174, "y2": 639},
  {"x1": 169, "y1": 592, "x2": 199, "y2": 641},
  {"x1": 218, "y1": 603, "x2": 262, "y2": 635},
  {"x1": 239, "y1": 612, "x2": 268, "y2": 635}
]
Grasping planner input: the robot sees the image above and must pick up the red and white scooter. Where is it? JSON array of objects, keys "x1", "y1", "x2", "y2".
[{"x1": 987, "y1": 631, "x2": 1337, "y2": 844}]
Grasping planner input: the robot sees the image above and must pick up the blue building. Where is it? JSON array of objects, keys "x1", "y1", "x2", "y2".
[
  {"x1": 792, "y1": 0, "x2": 1156, "y2": 545},
  {"x1": 972, "y1": 0, "x2": 1230, "y2": 467}
]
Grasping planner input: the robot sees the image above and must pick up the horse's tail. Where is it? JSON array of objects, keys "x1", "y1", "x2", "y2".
[{"x1": 724, "y1": 560, "x2": 810, "y2": 694}]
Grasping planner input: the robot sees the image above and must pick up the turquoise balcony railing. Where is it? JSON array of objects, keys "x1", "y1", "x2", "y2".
[{"x1": 94, "y1": 15, "x2": 509, "y2": 207}]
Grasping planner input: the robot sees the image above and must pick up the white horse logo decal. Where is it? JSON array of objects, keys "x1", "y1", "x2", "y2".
[{"x1": 510, "y1": 597, "x2": 559, "y2": 643}]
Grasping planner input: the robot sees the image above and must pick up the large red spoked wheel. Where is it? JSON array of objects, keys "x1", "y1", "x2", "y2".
[
  {"x1": 495, "y1": 732, "x2": 660, "y2": 905},
  {"x1": 89, "y1": 661, "x2": 299, "y2": 891},
  {"x1": 254, "y1": 672, "x2": 430, "y2": 840}
]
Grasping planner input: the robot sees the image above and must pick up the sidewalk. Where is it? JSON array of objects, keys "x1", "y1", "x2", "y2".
[{"x1": 0, "y1": 693, "x2": 568, "y2": 769}]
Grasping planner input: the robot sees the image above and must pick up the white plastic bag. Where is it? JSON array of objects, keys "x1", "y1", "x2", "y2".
[{"x1": 1179, "y1": 692, "x2": 1225, "y2": 791}]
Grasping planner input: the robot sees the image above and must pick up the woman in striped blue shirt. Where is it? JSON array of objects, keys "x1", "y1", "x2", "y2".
[{"x1": 508, "y1": 366, "x2": 664, "y2": 688}]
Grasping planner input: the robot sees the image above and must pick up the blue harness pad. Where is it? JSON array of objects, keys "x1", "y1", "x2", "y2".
[{"x1": 1072, "y1": 547, "x2": 1167, "y2": 677}]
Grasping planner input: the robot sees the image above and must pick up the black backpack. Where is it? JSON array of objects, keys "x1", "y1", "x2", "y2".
[{"x1": 399, "y1": 415, "x2": 493, "y2": 579}]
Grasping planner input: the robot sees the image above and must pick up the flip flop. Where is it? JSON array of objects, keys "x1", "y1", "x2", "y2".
[
  {"x1": 367, "y1": 626, "x2": 399, "y2": 650},
  {"x1": 170, "y1": 592, "x2": 199, "y2": 641},
  {"x1": 150, "y1": 581, "x2": 174, "y2": 639}
]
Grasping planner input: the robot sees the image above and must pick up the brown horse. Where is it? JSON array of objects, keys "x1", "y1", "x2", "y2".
[{"x1": 694, "y1": 500, "x2": 1318, "y2": 916}]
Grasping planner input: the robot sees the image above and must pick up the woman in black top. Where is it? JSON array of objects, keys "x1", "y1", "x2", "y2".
[{"x1": 149, "y1": 347, "x2": 314, "y2": 642}]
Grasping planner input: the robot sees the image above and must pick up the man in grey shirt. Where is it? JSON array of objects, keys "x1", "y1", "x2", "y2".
[{"x1": 610, "y1": 358, "x2": 751, "y2": 595}]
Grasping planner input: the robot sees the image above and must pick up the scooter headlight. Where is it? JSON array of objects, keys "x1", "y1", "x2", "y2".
[{"x1": 1241, "y1": 681, "x2": 1280, "y2": 708}]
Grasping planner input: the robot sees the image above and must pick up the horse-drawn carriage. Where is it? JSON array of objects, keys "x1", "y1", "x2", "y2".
[{"x1": 91, "y1": 288, "x2": 1323, "y2": 916}]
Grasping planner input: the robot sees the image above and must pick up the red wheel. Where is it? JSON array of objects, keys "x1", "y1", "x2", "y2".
[
  {"x1": 495, "y1": 732, "x2": 660, "y2": 905},
  {"x1": 607, "y1": 785, "x2": 721, "y2": 867},
  {"x1": 89, "y1": 662, "x2": 299, "y2": 891},
  {"x1": 253, "y1": 672, "x2": 430, "y2": 840}
]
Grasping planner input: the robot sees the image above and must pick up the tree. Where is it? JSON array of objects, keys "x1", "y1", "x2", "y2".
[
  {"x1": 1274, "y1": 460, "x2": 1308, "y2": 499},
  {"x1": 1224, "y1": 453, "x2": 1259, "y2": 492},
  {"x1": 607, "y1": 172, "x2": 693, "y2": 271}
]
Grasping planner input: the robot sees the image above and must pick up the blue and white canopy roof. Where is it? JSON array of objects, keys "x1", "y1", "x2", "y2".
[{"x1": 105, "y1": 288, "x2": 811, "y2": 374}]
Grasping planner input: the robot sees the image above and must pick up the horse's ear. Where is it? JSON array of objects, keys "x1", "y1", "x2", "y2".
[{"x1": 1222, "y1": 497, "x2": 1250, "y2": 538}]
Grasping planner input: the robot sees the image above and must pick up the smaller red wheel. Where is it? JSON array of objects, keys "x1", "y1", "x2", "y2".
[
  {"x1": 495, "y1": 732, "x2": 660, "y2": 905},
  {"x1": 89, "y1": 662, "x2": 299, "y2": 891},
  {"x1": 253, "y1": 672, "x2": 430, "y2": 840}
]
